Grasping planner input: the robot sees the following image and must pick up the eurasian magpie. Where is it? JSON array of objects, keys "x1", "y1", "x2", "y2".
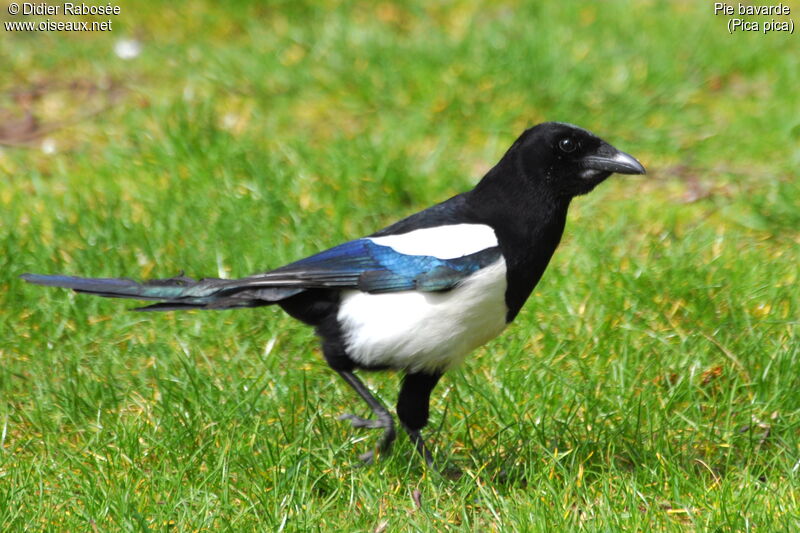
[{"x1": 21, "y1": 122, "x2": 645, "y2": 466}]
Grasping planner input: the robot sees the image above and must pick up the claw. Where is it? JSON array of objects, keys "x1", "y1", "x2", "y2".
[
  {"x1": 404, "y1": 427, "x2": 435, "y2": 467},
  {"x1": 338, "y1": 413, "x2": 390, "y2": 429},
  {"x1": 338, "y1": 412, "x2": 396, "y2": 462}
]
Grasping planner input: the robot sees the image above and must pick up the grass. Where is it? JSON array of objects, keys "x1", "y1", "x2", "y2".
[{"x1": 1, "y1": 0, "x2": 799, "y2": 530}]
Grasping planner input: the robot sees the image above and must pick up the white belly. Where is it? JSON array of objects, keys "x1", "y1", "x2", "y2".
[{"x1": 337, "y1": 259, "x2": 508, "y2": 373}]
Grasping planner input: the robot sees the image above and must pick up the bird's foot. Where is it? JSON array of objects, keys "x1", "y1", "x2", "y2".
[
  {"x1": 338, "y1": 412, "x2": 396, "y2": 464},
  {"x1": 338, "y1": 413, "x2": 388, "y2": 429},
  {"x1": 404, "y1": 427, "x2": 435, "y2": 467},
  {"x1": 402, "y1": 425, "x2": 461, "y2": 478}
]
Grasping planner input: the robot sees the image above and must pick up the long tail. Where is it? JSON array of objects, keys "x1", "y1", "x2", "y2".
[{"x1": 20, "y1": 273, "x2": 304, "y2": 311}]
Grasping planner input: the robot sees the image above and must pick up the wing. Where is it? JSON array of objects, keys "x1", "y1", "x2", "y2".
[{"x1": 243, "y1": 237, "x2": 502, "y2": 293}]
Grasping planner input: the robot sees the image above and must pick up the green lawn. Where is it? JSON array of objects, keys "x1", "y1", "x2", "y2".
[{"x1": 2, "y1": 1, "x2": 799, "y2": 530}]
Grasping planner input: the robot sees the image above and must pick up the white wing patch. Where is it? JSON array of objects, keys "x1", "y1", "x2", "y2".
[
  {"x1": 368, "y1": 224, "x2": 498, "y2": 259},
  {"x1": 337, "y1": 258, "x2": 508, "y2": 373}
]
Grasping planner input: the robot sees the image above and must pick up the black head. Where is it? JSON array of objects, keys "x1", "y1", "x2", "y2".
[{"x1": 512, "y1": 122, "x2": 645, "y2": 198}]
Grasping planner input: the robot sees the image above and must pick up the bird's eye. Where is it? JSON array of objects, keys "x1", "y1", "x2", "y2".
[{"x1": 559, "y1": 137, "x2": 577, "y2": 153}]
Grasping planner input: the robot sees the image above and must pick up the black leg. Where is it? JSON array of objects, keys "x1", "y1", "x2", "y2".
[
  {"x1": 396, "y1": 371, "x2": 442, "y2": 467},
  {"x1": 336, "y1": 370, "x2": 396, "y2": 463}
]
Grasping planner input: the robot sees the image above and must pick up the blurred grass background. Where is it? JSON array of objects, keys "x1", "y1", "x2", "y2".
[{"x1": 1, "y1": 0, "x2": 799, "y2": 530}]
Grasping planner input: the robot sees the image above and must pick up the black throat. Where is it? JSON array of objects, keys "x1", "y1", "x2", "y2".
[{"x1": 466, "y1": 150, "x2": 571, "y2": 322}]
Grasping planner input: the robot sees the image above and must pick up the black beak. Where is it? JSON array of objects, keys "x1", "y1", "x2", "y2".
[{"x1": 581, "y1": 144, "x2": 646, "y2": 175}]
